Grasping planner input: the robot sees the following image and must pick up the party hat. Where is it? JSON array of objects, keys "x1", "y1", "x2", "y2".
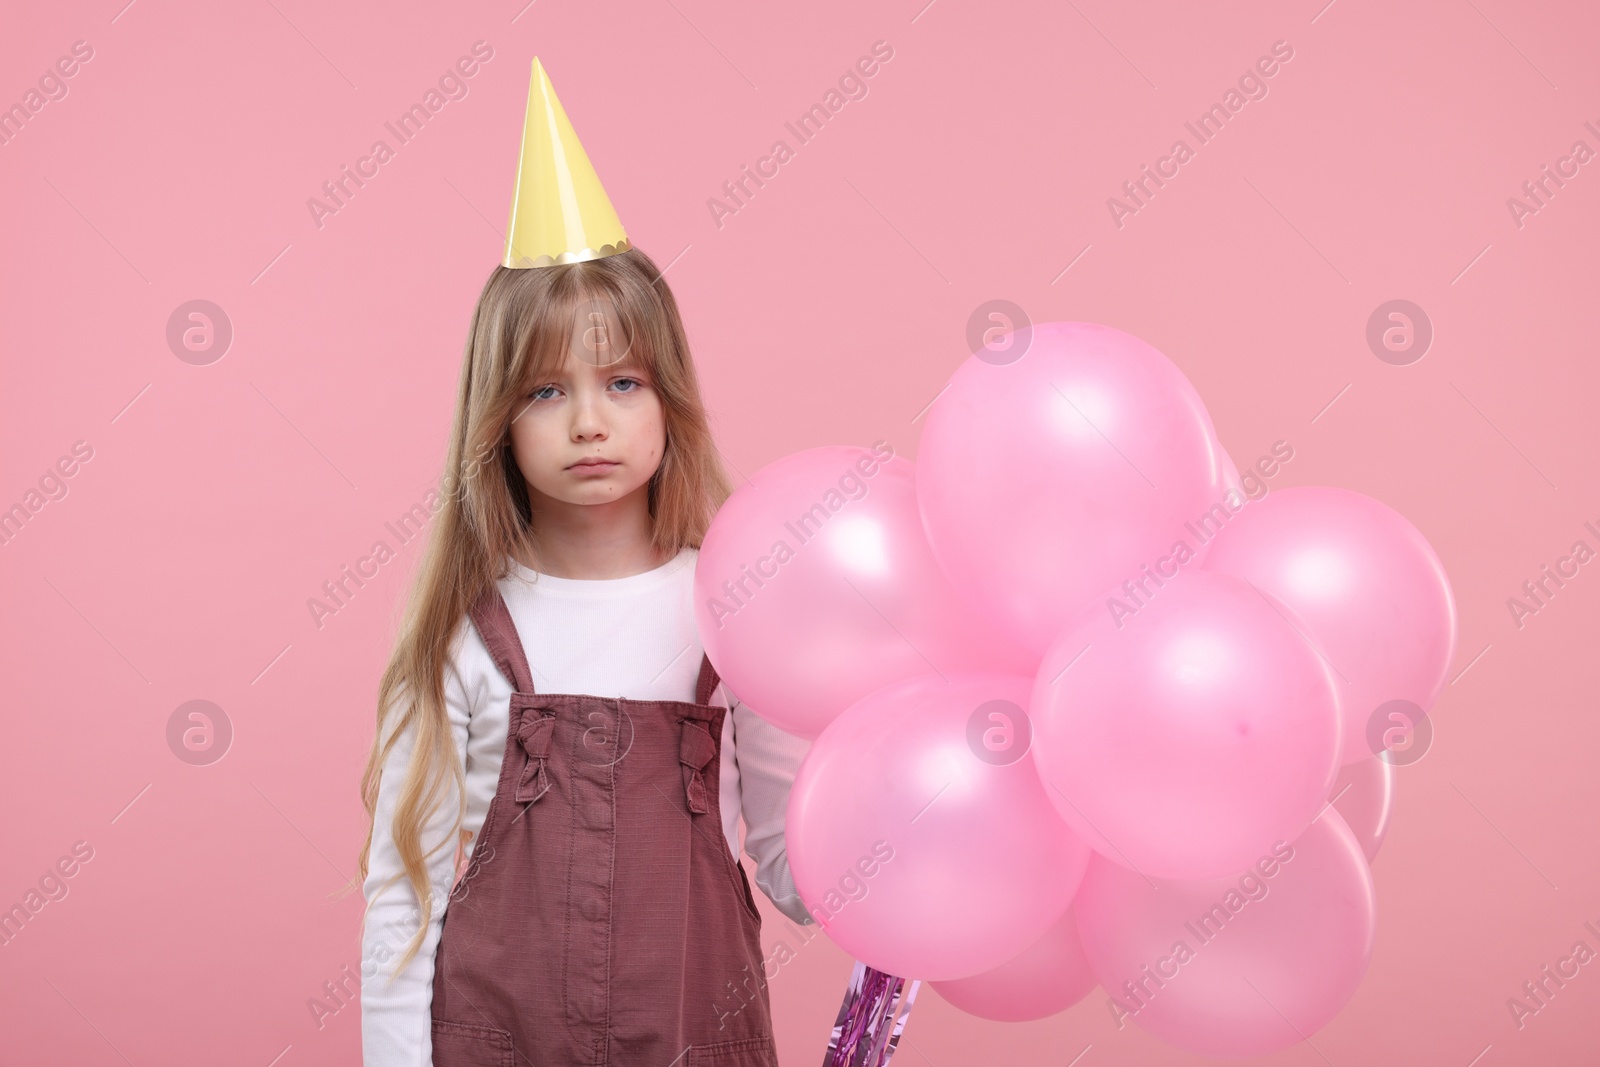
[{"x1": 502, "y1": 57, "x2": 631, "y2": 268}]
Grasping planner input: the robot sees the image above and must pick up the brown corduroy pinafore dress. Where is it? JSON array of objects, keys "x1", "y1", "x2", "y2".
[{"x1": 428, "y1": 584, "x2": 780, "y2": 1067}]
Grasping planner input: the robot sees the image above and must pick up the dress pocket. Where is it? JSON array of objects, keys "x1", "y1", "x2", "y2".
[
  {"x1": 431, "y1": 1018, "x2": 516, "y2": 1067},
  {"x1": 687, "y1": 1034, "x2": 780, "y2": 1066},
  {"x1": 717, "y1": 843, "x2": 764, "y2": 927}
]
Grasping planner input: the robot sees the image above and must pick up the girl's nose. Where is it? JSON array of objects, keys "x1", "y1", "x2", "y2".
[{"x1": 570, "y1": 393, "x2": 608, "y2": 440}]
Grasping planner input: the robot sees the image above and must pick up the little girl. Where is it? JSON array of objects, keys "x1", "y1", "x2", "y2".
[{"x1": 357, "y1": 59, "x2": 813, "y2": 1067}]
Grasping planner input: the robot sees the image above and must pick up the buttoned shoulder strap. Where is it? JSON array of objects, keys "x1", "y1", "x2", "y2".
[
  {"x1": 467, "y1": 584, "x2": 536, "y2": 694},
  {"x1": 694, "y1": 653, "x2": 722, "y2": 706}
]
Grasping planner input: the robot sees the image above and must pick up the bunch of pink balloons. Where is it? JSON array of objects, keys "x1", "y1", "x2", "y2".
[{"x1": 695, "y1": 321, "x2": 1455, "y2": 1056}]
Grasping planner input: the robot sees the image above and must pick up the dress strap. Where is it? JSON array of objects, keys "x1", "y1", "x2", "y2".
[
  {"x1": 467, "y1": 584, "x2": 536, "y2": 694},
  {"x1": 694, "y1": 653, "x2": 722, "y2": 706}
]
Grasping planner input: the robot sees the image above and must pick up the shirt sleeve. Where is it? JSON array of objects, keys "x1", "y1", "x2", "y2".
[
  {"x1": 725, "y1": 687, "x2": 816, "y2": 927},
  {"x1": 360, "y1": 643, "x2": 474, "y2": 1067}
]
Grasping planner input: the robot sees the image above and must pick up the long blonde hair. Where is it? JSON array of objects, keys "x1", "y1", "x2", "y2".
[{"x1": 352, "y1": 247, "x2": 732, "y2": 972}]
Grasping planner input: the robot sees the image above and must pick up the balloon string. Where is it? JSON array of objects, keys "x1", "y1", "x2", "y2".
[{"x1": 823, "y1": 960, "x2": 921, "y2": 1067}]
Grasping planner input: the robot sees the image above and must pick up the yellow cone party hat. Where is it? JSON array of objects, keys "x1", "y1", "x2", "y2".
[{"x1": 502, "y1": 57, "x2": 631, "y2": 269}]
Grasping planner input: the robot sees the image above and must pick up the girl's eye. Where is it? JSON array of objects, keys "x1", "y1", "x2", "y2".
[{"x1": 527, "y1": 378, "x2": 644, "y2": 401}]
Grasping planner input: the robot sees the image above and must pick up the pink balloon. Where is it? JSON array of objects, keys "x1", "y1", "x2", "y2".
[
  {"x1": 1222, "y1": 449, "x2": 1242, "y2": 489},
  {"x1": 1190, "y1": 447, "x2": 1246, "y2": 569},
  {"x1": 917, "y1": 321, "x2": 1232, "y2": 656},
  {"x1": 1030, "y1": 569, "x2": 1342, "y2": 880},
  {"x1": 1331, "y1": 756, "x2": 1395, "y2": 862},
  {"x1": 696, "y1": 446, "x2": 1035, "y2": 738},
  {"x1": 929, "y1": 905, "x2": 1098, "y2": 1021},
  {"x1": 787, "y1": 673, "x2": 1092, "y2": 980},
  {"x1": 1073, "y1": 808, "x2": 1376, "y2": 1057},
  {"x1": 1200, "y1": 486, "x2": 1458, "y2": 765}
]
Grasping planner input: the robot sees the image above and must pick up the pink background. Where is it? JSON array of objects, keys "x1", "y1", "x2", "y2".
[{"x1": 3, "y1": 0, "x2": 1598, "y2": 1063}]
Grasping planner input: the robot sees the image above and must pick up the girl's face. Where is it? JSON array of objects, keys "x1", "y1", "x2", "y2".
[{"x1": 508, "y1": 300, "x2": 666, "y2": 511}]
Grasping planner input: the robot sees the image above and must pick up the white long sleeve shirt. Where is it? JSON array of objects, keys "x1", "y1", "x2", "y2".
[{"x1": 360, "y1": 546, "x2": 814, "y2": 1066}]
